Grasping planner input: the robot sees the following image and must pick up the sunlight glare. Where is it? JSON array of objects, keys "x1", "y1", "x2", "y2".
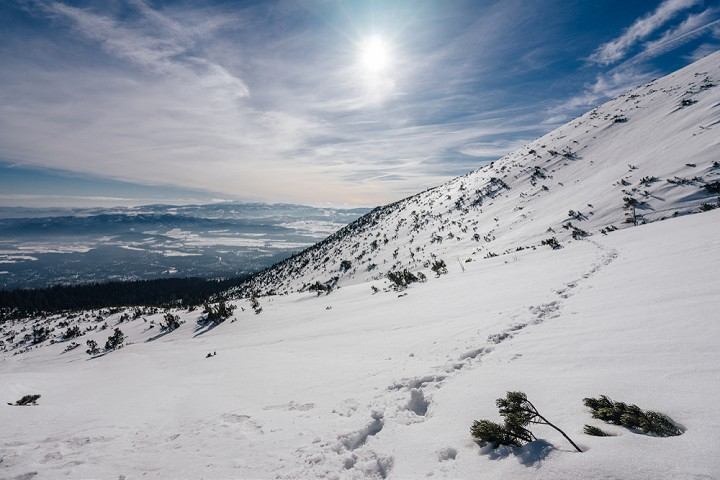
[{"x1": 359, "y1": 36, "x2": 390, "y2": 73}]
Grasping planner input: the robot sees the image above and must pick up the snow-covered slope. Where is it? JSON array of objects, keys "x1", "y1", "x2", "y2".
[
  {"x1": 1, "y1": 208, "x2": 719, "y2": 479},
  {"x1": 242, "y1": 51, "x2": 720, "y2": 295}
]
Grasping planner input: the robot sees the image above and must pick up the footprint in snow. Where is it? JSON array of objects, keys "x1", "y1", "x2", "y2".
[{"x1": 220, "y1": 414, "x2": 264, "y2": 434}]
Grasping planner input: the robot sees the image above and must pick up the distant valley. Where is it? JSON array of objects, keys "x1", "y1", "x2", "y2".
[{"x1": 0, "y1": 203, "x2": 368, "y2": 289}]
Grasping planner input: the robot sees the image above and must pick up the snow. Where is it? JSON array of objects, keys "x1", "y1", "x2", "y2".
[
  {"x1": 1, "y1": 52, "x2": 720, "y2": 479},
  {"x1": 1, "y1": 209, "x2": 719, "y2": 479},
  {"x1": 280, "y1": 220, "x2": 352, "y2": 237},
  {"x1": 0, "y1": 244, "x2": 94, "y2": 255},
  {"x1": 0, "y1": 255, "x2": 39, "y2": 264},
  {"x1": 162, "y1": 227, "x2": 313, "y2": 249}
]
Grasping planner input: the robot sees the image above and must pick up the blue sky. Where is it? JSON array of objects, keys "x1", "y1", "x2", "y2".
[{"x1": 1, "y1": 0, "x2": 719, "y2": 207}]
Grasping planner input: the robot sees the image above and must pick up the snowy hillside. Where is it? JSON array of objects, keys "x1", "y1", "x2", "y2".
[
  {"x1": 1, "y1": 207, "x2": 719, "y2": 479},
  {"x1": 241, "y1": 51, "x2": 720, "y2": 295}
]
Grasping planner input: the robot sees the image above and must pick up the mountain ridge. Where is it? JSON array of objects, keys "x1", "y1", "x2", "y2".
[{"x1": 239, "y1": 50, "x2": 720, "y2": 296}]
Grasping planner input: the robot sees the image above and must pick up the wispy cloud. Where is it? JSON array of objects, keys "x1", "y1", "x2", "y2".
[
  {"x1": 39, "y1": 0, "x2": 249, "y2": 98},
  {"x1": 549, "y1": 67, "x2": 656, "y2": 118},
  {"x1": 633, "y1": 8, "x2": 720, "y2": 63},
  {"x1": 1, "y1": 1, "x2": 717, "y2": 207},
  {"x1": 458, "y1": 138, "x2": 533, "y2": 159},
  {"x1": 588, "y1": 0, "x2": 701, "y2": 65},
  {"x1": 554, "y1": 1, "x2": 719, "y2": 121},
  {"x1": 687, "y1": 38, "x2": 720, "y2": 61},
  {"x1": 0, "y1": 0, "x2": 556, "y2": 206}
]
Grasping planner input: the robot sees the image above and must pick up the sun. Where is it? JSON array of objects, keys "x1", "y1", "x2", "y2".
[{"x1": 359, "y1": 36, "x2": 390, "y2": 73}]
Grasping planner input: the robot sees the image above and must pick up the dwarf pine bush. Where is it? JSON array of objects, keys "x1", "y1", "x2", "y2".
[
  {"x1": 583, "y1": 395, "x2": 683, "y2": 436},
  {"x1": 471, "y1": 391, "x2": 582, "y2": 452},
  {"x1": 704, "y1": 181, "x2": 720, "y2": 194},
  {"x1": 471, "y1": 419, "x2": 529, "y2": 447},
  {"x1": 249, "y1": 296, "x2": 262, "y2": 314},
  {"x1": 541, "y1": 237, "x2": 562, "y2": 250},
  {"x1": 387, "y1": 269, "x2": 421, "y2": 290},
  {"x1": 104, "y1": 328, "x2": 126, "y2": 351},
  {"x1": 86, "y1": 339, "x2": 99, "y2": 355},
  {"x1": 202, "y1": 300, "x2": 237, "y2": 323},
  {"x1": 62, "y1": 325, "x2": 82, "y2": 340},
  {"x1": 12, "y1": 394, "x2": 41, "y2": 406},
  {"x1": 431, "y1": 259, "x2": 448, "y2": 277},
  {"x1": 161, "y1": 313, "x2": 182, "y2": 332},
  {"x1": 584, "y1": 425, "x2": 612, "y2": 436}
]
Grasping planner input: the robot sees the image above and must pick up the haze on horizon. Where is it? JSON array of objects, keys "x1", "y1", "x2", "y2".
[{"x1": 1, "y1": 0, "x2": 719, "y2": 208}]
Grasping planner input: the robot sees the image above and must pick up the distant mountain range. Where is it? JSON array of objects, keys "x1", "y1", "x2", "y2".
[{"x1": 0, "y1": 202, "x2": 368, "y2": 289}]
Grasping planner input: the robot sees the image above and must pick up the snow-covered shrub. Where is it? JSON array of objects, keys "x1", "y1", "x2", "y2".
[
  {"x1": 202, "y1": 300, "x2": 237, "y2": 323},
  {"x1": 161, "y1": 313, "x2": 182, "y2": 332},
  {"x1": 704, "y1": 181, "x2": 720, "y2": 194},
  {"x1": 250, "y1": 296, "x2": 262, "y2": 314},
  {"x1": 571, "y1": 226, "x2": 590, "y2": 240},
  {"x1": 86, "y1": 339, "x2": 99, "y2": 355},
  {"x1": 471, "y1": 391, "x2": 582, "y2": 452},
  {"x1": 62, "y1": 325, "x2": 82, "y2": 340},
  {"x1": 11, "y1": 394, "x2": 41, "y2": 406},
  {"x1": 541, "y1": 237, "x2": 562, "y2": 250},
  {"x1": 104, "y1": 328, "x2": 126, "y2": 351},
  {"x1": 431, "y1": 259, "x2": 448, "y2": 277},
  {"x1": 568, "y1": 210, "x2": 587, "y2": 221},
  {"x1": 308, "y1": 281, "x2": 332, "y2": 296},
  {"x1": 583, "y1": 395, "x2": 683, "y2": 437},
  {"x1": 32, "y1": 326, "x2": 49, "y2": 345},
  {"x1": 623, "y1": 196, "x2": 639, "y2": 208},
  {"x1": 640, "y1": 176, "x2": 659, "y2": 186},
  {"x1": 387, "y1": 269, "x2": 421, "y2": 290}
]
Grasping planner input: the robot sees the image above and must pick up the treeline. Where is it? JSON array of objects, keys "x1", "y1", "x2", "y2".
[{"x1": 0, "y1": 276, "x2": 249, "y2": 320}]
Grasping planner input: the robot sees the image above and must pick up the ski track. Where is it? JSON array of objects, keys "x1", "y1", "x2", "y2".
[{"x1": 288, "y1": 240, "x2": 619, "y2": 479}]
